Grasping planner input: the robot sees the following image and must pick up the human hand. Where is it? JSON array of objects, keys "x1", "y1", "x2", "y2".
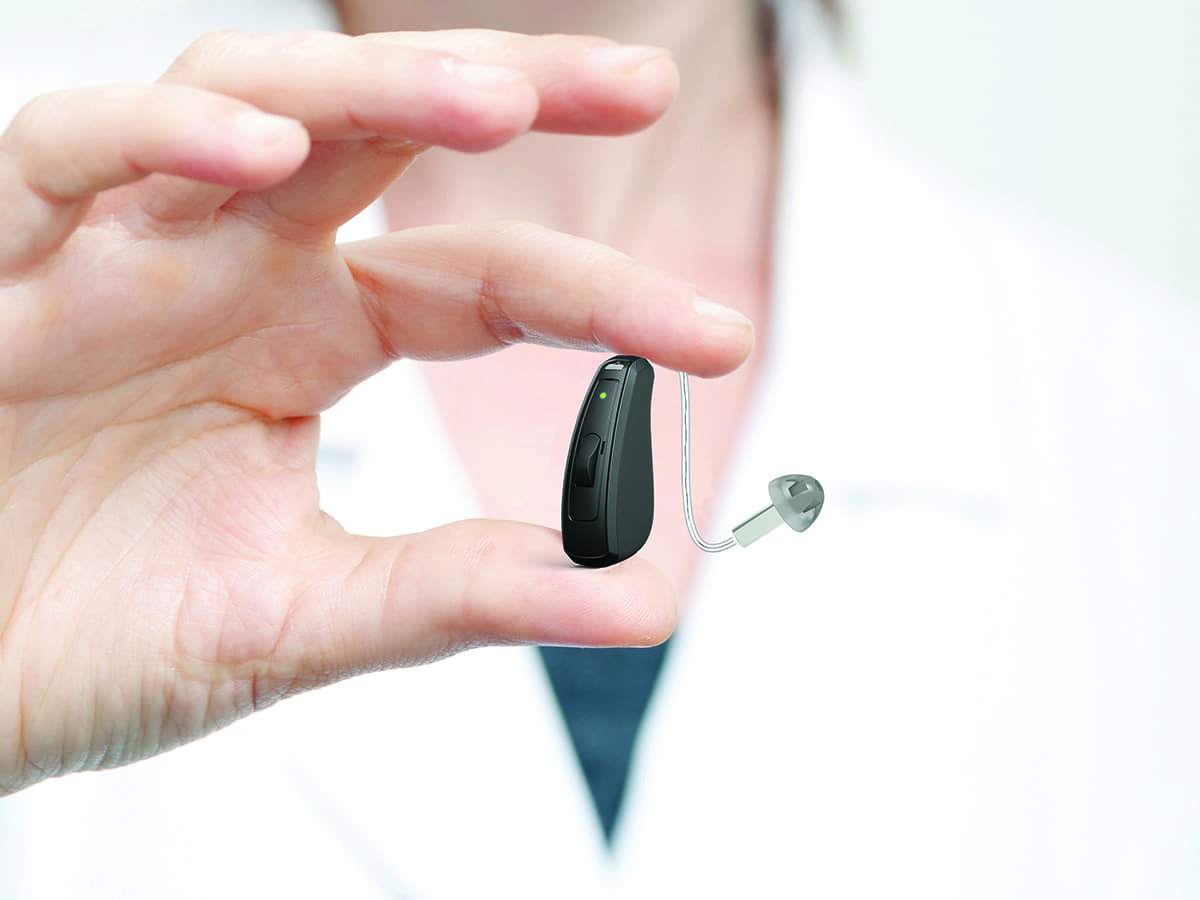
[{"x1": 0, "y1": 30, "x2": 753, "y2": 794}]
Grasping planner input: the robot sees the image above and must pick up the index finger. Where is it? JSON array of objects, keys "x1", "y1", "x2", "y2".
[{"x1": 340, "y1": 220, "x2": 754, "y2": 378}]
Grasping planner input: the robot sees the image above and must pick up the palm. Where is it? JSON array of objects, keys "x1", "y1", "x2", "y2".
[
  {"x1": 2, "y1": 186, "x2": 391, "y2": 780},
  {"x1": 0, "y1": 29, "x2": 750, "y2": 794}
]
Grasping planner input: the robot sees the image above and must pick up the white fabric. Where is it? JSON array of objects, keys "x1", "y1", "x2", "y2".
[{"x1": 3, "y1": 4, "x2": 1200, "y2": 898}]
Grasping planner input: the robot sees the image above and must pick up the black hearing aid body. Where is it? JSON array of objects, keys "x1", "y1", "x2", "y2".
[{"x1": 561, "y1": 356, "x2": 655, "y2": 567}]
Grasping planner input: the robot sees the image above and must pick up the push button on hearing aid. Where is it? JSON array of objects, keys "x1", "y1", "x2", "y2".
[{"x1": 573, "y1": 433, "x2": 601, "y2": 487}]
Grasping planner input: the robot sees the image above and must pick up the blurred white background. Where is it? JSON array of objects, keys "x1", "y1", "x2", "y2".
[
  {"x1": 4, "y1": 0, "x2": 1197, "y2": 302},
  {"x1": 846, "y1": 0, "x2": 1200, "y2": 304}
]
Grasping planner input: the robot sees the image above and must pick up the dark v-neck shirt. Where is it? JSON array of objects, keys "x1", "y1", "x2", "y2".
[{"x1": 538, "y1": 640, "x2": 671, "y2": 846}]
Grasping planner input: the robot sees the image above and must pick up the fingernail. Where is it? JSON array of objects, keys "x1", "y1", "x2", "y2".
[
  {"x1": 441, "y1": 58, "x2": 527, "y2": 88},
  {"x1": 694, "y1": 296, "x2": 753, "y2": 328},
  {"x1": 233, "y1": 110, "x2": 303, "y2": 145},
  {"x1": 589, "y1": 44, "x2": 672, "y2": 73}
]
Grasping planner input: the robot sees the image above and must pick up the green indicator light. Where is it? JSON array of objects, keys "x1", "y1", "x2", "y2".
[{"x1": 599, "y1": 392, "x2": 608, "y2": 399}]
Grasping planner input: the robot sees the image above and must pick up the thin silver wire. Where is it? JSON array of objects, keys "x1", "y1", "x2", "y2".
[{"x1": 679, "y1": 372, "x2": 737, "y2": 553}]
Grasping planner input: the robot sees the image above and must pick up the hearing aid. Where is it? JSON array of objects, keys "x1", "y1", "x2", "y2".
[
  {"x1": 561, "y1": 355, "x2": 823, "y2": 567},
  {"x1": 561, "y1": 356, "x2": 655, "y2": 567}
]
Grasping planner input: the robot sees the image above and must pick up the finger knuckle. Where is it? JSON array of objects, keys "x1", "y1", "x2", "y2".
[
  {"x1": 166, "y1": 29, "x2": 245, "y2": 81},
  {"x1": 0, "y1": 90, "x2": 91, "y2": 187},
  {"x1": 3, "y1": 91, "x2": 61, "y2": 147}
]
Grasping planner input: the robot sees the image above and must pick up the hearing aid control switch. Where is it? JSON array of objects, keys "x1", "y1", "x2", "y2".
[{"x1": 573, "y1": 433, "x2": 601, "y2": 487}]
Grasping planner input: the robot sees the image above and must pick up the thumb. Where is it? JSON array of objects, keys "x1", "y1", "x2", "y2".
[{"x1": 236, "y1": 519, "x2": 677, "y2": 694}]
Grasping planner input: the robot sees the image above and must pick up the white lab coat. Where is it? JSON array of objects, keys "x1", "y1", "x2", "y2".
[{"x1": 2, "y1": 3, "x2": 1200, "y2": 898}]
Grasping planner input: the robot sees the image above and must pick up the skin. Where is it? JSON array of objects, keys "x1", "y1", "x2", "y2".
[{"x1": 0, "y1": 26, "x2": 757, "y2": 794}]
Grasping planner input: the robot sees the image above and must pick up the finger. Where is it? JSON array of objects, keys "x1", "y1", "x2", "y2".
[
  {"x1": 163, "y1": 29, "x2": 677, "y2": 143},
  {"x1": 282, "y1": 521, "x2": 677, "y2": 684},
  {"x1": 149, "y1": 30, "x2": 537, "y2": 227},
  {"x1": 162, "y1": 30, "x2": 544, "y2": 150},
  {"x1": 255, "y1": 33, "x2": 679, "y2": 233},
  {"x1": 151, "y1": 30, "x2": 676, "y2": 232},
  {"x1": 190, "y1": 222, "x2": 748, "y2": 421},
  {"x1": 334, "y1": 221, "x2": 755, "y2": 382},
  {"x1": 360, "y1": 30, "x2": 680, "y2": 136},
  {"x1": 0, "y1": 83, "x2": 309, "y2": 273}
]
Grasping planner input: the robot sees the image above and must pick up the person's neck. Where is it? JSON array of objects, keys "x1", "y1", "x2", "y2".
[
  {"x1": 332, "y1": 0, "x2": 751, "y2": 48},
  {"x1": 330, "y1": 1, "x2": 778, "y2": 307}
]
